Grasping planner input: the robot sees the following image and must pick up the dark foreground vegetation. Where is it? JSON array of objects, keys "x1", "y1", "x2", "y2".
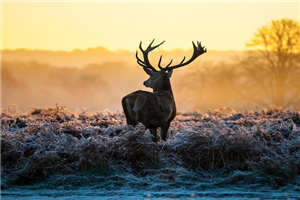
[{"x1": 1, "y1": 106, "x2": 300, "y2": 189}]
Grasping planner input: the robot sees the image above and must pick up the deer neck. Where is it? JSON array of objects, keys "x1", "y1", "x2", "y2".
[{"x1": 153, "y1": 79, "x2": 174, "y2": 97}]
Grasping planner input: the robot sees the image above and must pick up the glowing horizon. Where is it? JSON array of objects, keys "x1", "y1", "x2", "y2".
[{"x1": 1, "y1": 1, "x2": 299, "y2": 51}]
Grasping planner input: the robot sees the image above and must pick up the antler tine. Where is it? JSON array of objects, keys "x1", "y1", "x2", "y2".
[
  {"x1": 149, "y1": 40, "x2": 165, "y2": 51},
  {"x1": 180, "y1": 56, "x2": 186, "y2": 64},
  {"x1": 164, "y1": 41, "x2": 206, "y2": 70},
  {"x1": 166, "y1": 59, "x2": 173, "y2": 67},
  {"x1": 158, "y1": 55, "x2": 163, "y2": 69},
  {"x1": 192, "y1": 41, "x2": 202, "y2": 57},
  {"x1": 139, "y1": 41, "x2": 144, "y2": 51},
  {"x1": 143, "y1": 39, "x2": 165, "y2": 52},
  {"x1": 160, "y1": 56, "x2": 186, "y2": 71},
  {"x1": 135, "y1": 51, "x2": 147, "y2": 68},
  {"x1": 158, "y1": 53, "x2": 173, "y2": 69},
  {"x1": 147, "y1": 39, "x2": 155, "y2": 50},
  {"x1": 136, "y1": 51, "x2": 146, "y2": 66},
  {"x1": 192, "y1": 41, "x2": 197, "y2": 51}
]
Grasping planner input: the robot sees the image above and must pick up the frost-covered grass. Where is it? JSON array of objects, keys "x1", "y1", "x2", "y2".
[{"x1": 1, "y1": 106, "x2": 300, "y2": 187}]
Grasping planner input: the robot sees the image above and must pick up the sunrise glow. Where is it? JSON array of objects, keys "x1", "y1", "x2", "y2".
[{"x1": 2, "y1": 0, "x2": 299, "y2": 51}]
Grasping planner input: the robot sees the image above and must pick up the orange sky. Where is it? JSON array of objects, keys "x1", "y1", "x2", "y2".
[{"x1": 1, "y1": 0, "x2": 299, "y2": 51}]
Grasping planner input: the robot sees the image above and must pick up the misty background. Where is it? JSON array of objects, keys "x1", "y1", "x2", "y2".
[{"x1": 2, "y1": 44, "x2": 300, "y2": 113}]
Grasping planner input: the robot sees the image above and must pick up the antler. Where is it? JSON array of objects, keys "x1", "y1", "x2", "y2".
[
  {"x1": 136, "y1": 39, "x2": 165, "y2": 74},
  {"x1": 159, "y1": 41, "x2": 206, "y2": 71}
]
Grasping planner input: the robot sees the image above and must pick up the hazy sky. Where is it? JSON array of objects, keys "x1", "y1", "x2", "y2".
[{"x1": 1, "y1": 0, "x2": 299, "y2": 51}]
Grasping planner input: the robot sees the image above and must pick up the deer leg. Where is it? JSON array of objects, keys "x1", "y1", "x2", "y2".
[
  {"x1": 161, "y1": 123, "x2": 170, "y2": 141},
  {"x1": 150, "y1": 128, "x2": 158, "y2": 142},
  {"x1": 121, "y1": 97, "x2": 137, "y2": 126}
]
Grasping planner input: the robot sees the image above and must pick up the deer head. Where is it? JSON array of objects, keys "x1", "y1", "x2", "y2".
[{"x1": 136, "y1": 39, "x2": 207, "y2": 91}]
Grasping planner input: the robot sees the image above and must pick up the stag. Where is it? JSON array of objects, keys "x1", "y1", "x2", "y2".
[{"x1": 122, "y1": 40, "x2": 206, "y2": 142}]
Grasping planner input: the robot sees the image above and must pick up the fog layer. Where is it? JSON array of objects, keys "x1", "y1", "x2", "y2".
[{"x1": 2, "y1": 48, "x2": 300, "y2": 112}]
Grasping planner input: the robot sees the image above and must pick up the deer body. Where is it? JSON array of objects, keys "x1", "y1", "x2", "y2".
[
  {"x1": 122, "y1": 40, "x2": 206, "y2": 141},
  {"x1": 122, "y1": 72, "x2": 176, "y2": 141}
]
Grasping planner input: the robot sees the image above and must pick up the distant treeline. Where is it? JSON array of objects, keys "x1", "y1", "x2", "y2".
[
  {"x1": 1, "y1": 48, "x2": 300, "y2": 112},
  {"x1": 1, "y1": 47, "x2": 242, "y2": 68}
]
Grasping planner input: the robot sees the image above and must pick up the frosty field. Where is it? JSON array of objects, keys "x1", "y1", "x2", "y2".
[{"x1": 1, "y1": 107, "x2": 300, "y2": 199}]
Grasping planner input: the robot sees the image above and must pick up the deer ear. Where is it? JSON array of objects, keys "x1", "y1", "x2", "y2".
[{"x1": 167, "y1": 69, "x2": 173, "y2": 78}]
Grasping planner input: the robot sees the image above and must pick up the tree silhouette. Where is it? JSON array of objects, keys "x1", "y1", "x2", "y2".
[{"x1": 246, "y1": 18, "x2": 300, "y2": 107}]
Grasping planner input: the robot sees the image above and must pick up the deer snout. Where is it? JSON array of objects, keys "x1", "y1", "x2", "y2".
[{"x1": 144, "y1": 80, "x2": 151, "y2": 87}]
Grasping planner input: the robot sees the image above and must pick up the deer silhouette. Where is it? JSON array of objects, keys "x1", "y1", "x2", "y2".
[{"x1": 122, "y1": 40, "x2": 206, "y2": 142}]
